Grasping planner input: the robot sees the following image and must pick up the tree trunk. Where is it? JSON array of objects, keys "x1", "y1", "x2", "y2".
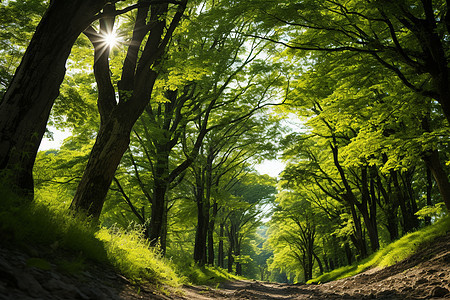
[
  {"x1": 360, "y1": 167, "x2": 380, "y2": 252},
  {"x1": 344, "y1": 242, "x2": 353, "y2": 265},
  {"x1": 313, "y1": 252, "x2": 323, "y2": 275},
  {"x1": 194, "y1": 197, "x2": 209, "y2": 266},
  {"x1": 70, "y1": 117, "x2": 131, "y2": 218},
  {"x1": 227, "y1": 248, "x2": 234, "y2": 273},
  {"x1": 218, "y1": 223, "x2": 225, "y2": 268},
  {"x1": 0, "y1": 0, "x2": 106, "y2": 197},
  {"x1": 149, "y1": 152, "x2": 170, "y2": 252},
  {"x1": 391, "y1": 170, "x2": 417, "y2": 233},
  {"x1": 385, "y1": 206, "x2": 399, "y2": 241},
  {"x1": 425, "y1": 165, "x2": 433, "y2": 225},
  {"x1": 423, "y1": 150, "x2": 450, "y2": 211},
  {"x1": 207, "y1": 201, "x2": 218, "y2": 265},
  {"x1": 348, "y1": 203, "x2": 367, "y2": 258},
  {"x1": 227, "y1": 237, "x2": 234, "y2": 273},
  {"x1": 235, "y1": 245, "x2": 242, "y2": 276},
  {"x1": 70, "y1": 1, "x2": 187, "y2": 221}
]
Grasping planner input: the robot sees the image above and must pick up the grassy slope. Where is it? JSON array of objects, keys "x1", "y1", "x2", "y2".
[
  {"x1": 0, "y1": 186, "x2": 236, "y2": 288},
  {"x1": 308, "y1": 216, "x2": 450, "y2": 284}
]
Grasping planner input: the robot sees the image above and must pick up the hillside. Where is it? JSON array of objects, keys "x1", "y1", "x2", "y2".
[{"x1": 1, "y1": 231, "x2": 449, "y2": 299}]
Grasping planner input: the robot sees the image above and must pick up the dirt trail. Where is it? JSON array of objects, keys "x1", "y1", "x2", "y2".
[
  {"x1": 173, "y1": 233, "x2": 450, "y2": 300},
  {"x1": 1, "y1": 233, "x2": 449, "y2": 299}
]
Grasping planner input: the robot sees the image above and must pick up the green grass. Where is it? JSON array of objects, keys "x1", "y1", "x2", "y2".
[
  {"x1": 0, "y1": 184, "x2": 183, "y2": 287},
  {"x1": 166, "y1": 250, "x2": 243, "y2": 285},
  {"x1": 308, "y1": 216, "x2": 450, "y2": 284},
  {"x1": 178, "y1": 263, "x2": 243, "y2": 285},
  {"x1": 96, "y1": 225, "x2": 182, "y2": 286}
]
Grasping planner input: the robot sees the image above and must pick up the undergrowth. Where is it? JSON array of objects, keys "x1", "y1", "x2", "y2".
[
  {"x1": 175, "y1": 260, "x2": 242, "y2": 285},
  {"x1": 96, "y1": 225, "x2": 182, "y2": 286},
  {"x1": 308, "y1": 216, "x2": 450, "y2": 284},
  {"x1": 0, "y1": 184, "x2": 183, "y2": 286}
]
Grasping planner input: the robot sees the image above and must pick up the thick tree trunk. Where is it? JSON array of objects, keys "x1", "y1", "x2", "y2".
[
  {"x1": 0, "y1": 0, "x2": 106, "y2": 197},
  {"x1": 70, "y1": 1, "x2": 186, "y2": 222},
  {"x1": 70, "y1": 118, "x2": 130, "y2": 218}
]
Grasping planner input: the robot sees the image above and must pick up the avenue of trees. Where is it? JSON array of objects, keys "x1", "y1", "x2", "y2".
[{"x1": 1, "y1": 0, "x2": 449, "y2": 282}]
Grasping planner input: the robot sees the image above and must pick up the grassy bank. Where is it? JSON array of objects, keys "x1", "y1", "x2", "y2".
[
  {"x1": 308, "y1": 216, "x2": 450, "y2": 284},
  {"x1": 0, "y1": 186, "x2": 179, "y2": 286},
  {"x1": 0, "y1": 184, "x2": 242, "y2": 289}
]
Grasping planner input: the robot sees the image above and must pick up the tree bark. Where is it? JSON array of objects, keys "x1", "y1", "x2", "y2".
[
  {"x1": 218, "y1": 222, "x2": 225, "y2": 268},
  {"x1": 0, "y1": 0, "x2": 106, "y2": 197},
  {"x1": 207, "y1": 200, "x2": 218, "y2": 265},
  {"x1": 70, "y1": 1, "x2": 187, "y2": 219},
  {"x1": 70, "y1": 117, "x2": 130, "y2": 218},
  {"x1": 193, "y1": 162, "x2": 210, "y2": 266},
  {"x1": 425, "y1": 165, "x2": 433, "y2": 225},
  {"x1": 227, "y1": 241, "x2": 234, "y2": 273},
  {"x1": 423, "y1": 150, "x2": 450, "y2": 211},
  {"x1": 194, "y1": 196, "x2": 209, "y2": 266},
  {"x1": 149, "y1": 152, "x2": 170, "y2": 251}
]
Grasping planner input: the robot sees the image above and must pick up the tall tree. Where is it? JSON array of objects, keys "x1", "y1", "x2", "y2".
[
  {"x1": 70, "y1": 0, "x2": 188, "y2": 218},
  {"x1": 0, "y1": 0, "x2": 107, "y2": 197},
  {"x1": 251, "y1": 0, "x2": 450, "y2": 210}
]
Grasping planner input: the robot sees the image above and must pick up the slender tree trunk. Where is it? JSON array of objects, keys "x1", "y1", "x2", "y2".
[
  {"x1": 227, "y1": 233, "x2": 234, "y2": 273},
  {"x1": 149, "y1": 153, "x2": 170, "y2": 252},
  {"x1": 194, "y1": 201, "x2": 209, "y2": 265},
  {"x1": 193, "y1": 160, "x2": 212, "y2": 266},
  {"x1": 207, "y1": 201, "x2": 218, "y2": 265},
  {"x1": 313, "y1": 252, "x2": 323, "y2": 275},
  {"x1": 218, "y1": 223, "x2": 225, "y2": 268},
  {"x1": 235, "y1": 243, "x2": 242, "y2": 276},
  {"x1": 360, "y1": 167, "x2": 380, "y2": 252},
  {"x1": 425, "y1": 166, "x2": 433, "y2": 226},
  {"x1": 0, "y1": 0, "x2": 106, "y2": 197},
  {"x1": 423, "y1": 150, "x2": 450, "y2": 211},
  {"x1": 344, "y1": 242, "x2": 353, "y2": 265},
  {"x1": 348, "y1": 203, "x2": 367, "y2": 258},
  {"x1": 391, "y1": 171, "x2": 417, "y2": 233}
]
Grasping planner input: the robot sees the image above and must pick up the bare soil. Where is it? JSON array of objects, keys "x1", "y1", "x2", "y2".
[
  {"x1": 172, "y1": 233, "x2": 450, "y2": 300},
  {"x1": 1, "y1": 233, "x2": 449, "y2": 299}
]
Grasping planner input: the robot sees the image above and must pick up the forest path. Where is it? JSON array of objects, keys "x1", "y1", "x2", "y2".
[
  {"x1": 180, "y1": 280, "x2": 321, "y2": 299},
  {"x1": 1, "y1": 233, "x2": 449, "y2": 299},
  {"x1": 172, "y1": 233, "x2": 450, "y2": 300}
]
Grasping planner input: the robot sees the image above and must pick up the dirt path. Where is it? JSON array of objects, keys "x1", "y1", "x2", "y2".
[
  {"x1": 1, "y1": 233, "x2": 449, "y2": 299},
  {"x1": 172, "y1": 233, "x2": 450, "y2": 300}
]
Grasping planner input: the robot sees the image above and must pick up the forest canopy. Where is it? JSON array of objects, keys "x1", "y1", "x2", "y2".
[{"x1": 0, "y1": 0, "x2": 449, "y2": 283}]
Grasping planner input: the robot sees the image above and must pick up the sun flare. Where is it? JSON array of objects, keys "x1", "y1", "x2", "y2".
[{"x1": 103, "y1": 32, "x2": 119, "y2": 49}]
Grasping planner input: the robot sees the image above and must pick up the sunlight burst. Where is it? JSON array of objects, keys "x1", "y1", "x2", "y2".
[{"x1": 103, "y1": 32, "x2": 119, "y2": 50}]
